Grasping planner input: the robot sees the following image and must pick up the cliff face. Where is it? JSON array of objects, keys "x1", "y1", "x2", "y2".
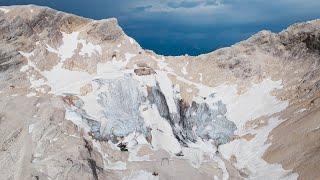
[{"x1": 0, "y1": 5, "x2": 319, "y2": 180}]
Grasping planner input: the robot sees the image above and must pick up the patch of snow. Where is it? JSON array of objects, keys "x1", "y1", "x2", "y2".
[
  {"x1": 42, "y1": 66, "x2": 91, "y2": 94},
  {"x1": 207, "y1": 79, "x2": 289, "y2": 134},
  {"x1": 65, "y1": 108, "x2": 91, "y2": 132},
  {"x1": 182, "y1": 138, "x2": 216, "y2": 168},
  {"x1": 79, "y1": 39, "x2": 102, "y2": 57},
  {"x1": 20, "y1": 64, "x2": 31, "y2": 72},
  {"x1": 199, "y1": 73, "x2": 203, "y2": 82},
  {"x1": 128, "y1": 37, "x2": 136, "y2": 45},
  {"x1": 220, "y1": 117, "x2": 299, "y2": 180},
  {"x1": 128, "y1": 146, "x2": 151, "y2": 162},
  {"x1": 19, "y1": 51, "x2": 34, "y2": 59},
  {"x1": 156, "y1": 71, "x2": 178, "y2": 114},
  {"x1": 30, "y1": 77, "x2": 45, "y2": 89},
  {"x1": 58, "y1": 32, "x2": 80, "y2": 62},
  {"x1": 0, "y1": 7, "x2": 10, "y2": 14},
  {"x1": 105, "y1": 161, "x2": 127, "y2": 170},
  {"x1": 295, "y1": 108, "x2": 307, "y2": 114},
  {"x1": 181, "y1": 62, "x2": 188, "y2": 75},
  {"x1": 80, "y1": 89, "x2": 104, "y2": 119},
  {"x1": 123, "y1": 170, "x2": 159, "y2": 180},
  {"x1": 123, "y1": 133, "x2": 151, "y2": 162},
  {"x1": 123, "y1": 132, "x2": 149, "y2": 148},
  {"x1": 140, "y1": 104, "x2": 181, "y2": 154},
  {"x1": 212, "y1": 156, "x2": 229, "y2": 180},
  {"x1": 186, "y1": 88, "x2": 193, "y2": 93},
  {"x1": 26, "y1": 92, "x2": 37, "y2": 97},
  {"x1": 45, "y1": 44, "x2": 58, "y2": 54},
  {"x1": 156, "y1": 58, "x2": 174, "y2": 72},
  {"x1": 125, "y1": 53, "x2": 136, "y2": 61},
  {"x1": 93, "y1": 141, "x2": 127, "y2": 170},
  {"x1": 28, "y1": 124, "x2": 35, "y2": 134},
  {"x1": 133, "y1": 74, "x2": 157, "y2": 87}
]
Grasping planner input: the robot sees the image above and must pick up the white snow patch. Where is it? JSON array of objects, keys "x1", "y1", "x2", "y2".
[
  {"x1": 124, "y1": 133, "x2": 151, "y2": 162},
  {"x1": 133, "y1": 74, "x2": 157, "y2": 87},
  {"x1": 79, "y1": 39, "x2": 102, "y2": 57},
  {"x1": 45, "y1": 44, "x2": 58, "y2": 54},
  {"x1": 156, "y1": 71, "x2": 178, "y2": 114},
  {"x1": 123, "y1": 170, "x2": 159, "y2": 180},
  {"x1": 125, "y1": 53, "x2": 136, "y2": 61},
  {"x1": 20, "y1": 65, "x2": 30, "y2": 72},
  {"x1": 295, "y1": 108, "x2": 307, "y2": 114},
  {"x1": 220, "y1": 117, "x2": 299, "y2": 180},
  {"x1": 93, "y1": 141, "x2": 127, "y2": 170},
  {"x1": 0, "y1": 8, "x2": 10, "y2": 13},
  {"x1": 105, "y1": 161, "x2": 127, "y2": 170},
  {"x1": 30, "y1": 77, "x2": 45, "y2": 89},
  {"x1": 128, "y1": 146, "x2": 151, "y2": 162},
  {"x1": 42, "y1": 66, "x2": 91, "y2": 94},
  {"x1": 213, "y1": 156, "x2": 229, "y2": 180},
  {"x1": 199, "y1": 73, "x2": 203, "y2": 82},
  {"x1": 207, "y1": 79, "x2": 288, "y2": 134},
  {"x1": 186, "y1": 88, "x2": 193, "y2": 93},
  {"x1": 28, "y1": 124, "x2": 35, "y2": 134},
  {"x1": 65, "y1": 108, "x2": 91, "y2": 132},
  {"x1": 140, "y1": 105, "x2": 181, "y2": 154},
  {"x1": 181, "y1": 62, "x2": 188, "y2": 75},
  {"x1": 182, "y1": 139, "x2": 216, "y2": 168},
  {"x1": 58, "y1": 32, "x2": 80, "y2": 62},
  {"x1": 128, "y1": 37, "x2": 136, "y2": 45},
  {"x1": 26, "y1": 92, "x2": 37, "y2": 97}
]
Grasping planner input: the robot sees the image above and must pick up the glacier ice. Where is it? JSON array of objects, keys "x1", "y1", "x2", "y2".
[
  {"x1": 95, "y1": 75, "x2": 147, "y2": 138},
  {"x1": 65, "y1": 73, "x2": 236, "y2": 147}
]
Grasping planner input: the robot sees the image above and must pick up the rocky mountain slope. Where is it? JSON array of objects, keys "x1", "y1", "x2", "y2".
[{"x1": 0, "y1": 5, "x2": 319, "y2": 180}]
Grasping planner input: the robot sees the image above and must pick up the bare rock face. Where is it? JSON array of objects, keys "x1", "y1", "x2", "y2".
[{"x1": 0, "y1": 5, "x2": 319, "y2": 180}]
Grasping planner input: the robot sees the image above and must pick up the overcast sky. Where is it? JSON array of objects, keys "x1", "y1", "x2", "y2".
[{"x1": 1, "y1": 0, "x2": 320, "y2": 55}]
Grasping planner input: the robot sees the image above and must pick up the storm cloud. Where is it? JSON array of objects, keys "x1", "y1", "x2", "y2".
[{"x1": 1, "y1": 0, "x2": 319, "y2": 55}]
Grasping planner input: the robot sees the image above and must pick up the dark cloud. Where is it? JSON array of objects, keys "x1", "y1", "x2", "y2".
[
  {"x1": 131, "y1": 5, "x2": 153, "y2": 13},
  {"x1": 167, "y1": 1, "x2": 203, "y2": 9},
  {"x1": 204, "y1": 0, "x2": 220, "y2": 6}
]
